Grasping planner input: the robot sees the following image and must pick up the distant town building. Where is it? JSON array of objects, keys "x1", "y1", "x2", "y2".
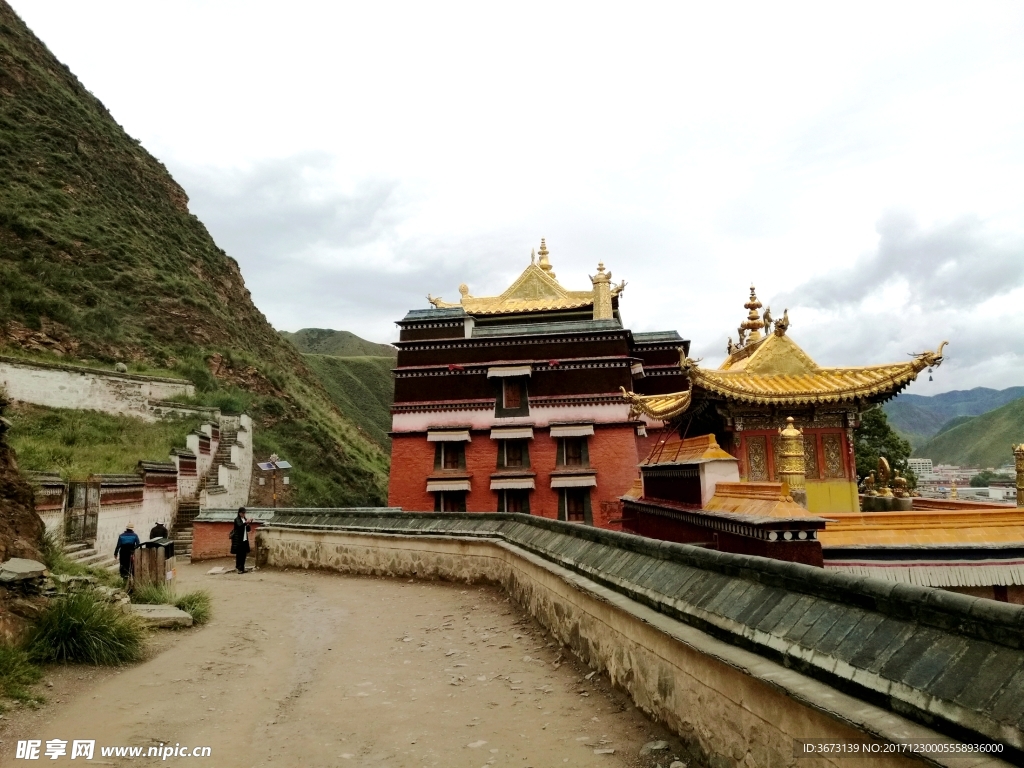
[{"x1": 907, "y1": 457, "x2": 932, "y2": 476}]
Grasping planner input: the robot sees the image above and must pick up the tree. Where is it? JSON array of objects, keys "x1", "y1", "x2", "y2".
[{"x1": 854, "y1": 407, "x2": 916, "y2": 488}]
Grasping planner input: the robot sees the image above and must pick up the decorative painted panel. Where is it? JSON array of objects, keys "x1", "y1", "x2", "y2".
[
  {"x1": 771, "y1": 434, "x2": 782, "y2": 481},
  {"x1": 822, "y1": 434, "x2": 845, "y2": 479},
  {"x1": 804, "y1": 438, "x2": 819, "y2": 479},
  {"x1": 746, "y1": 436, "x2": 769, "y2": 481}
]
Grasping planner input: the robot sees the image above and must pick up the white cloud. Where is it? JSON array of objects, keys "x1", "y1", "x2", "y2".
[{"x1": 10, "y1": 0, "x2": 1024, "y2": 390}]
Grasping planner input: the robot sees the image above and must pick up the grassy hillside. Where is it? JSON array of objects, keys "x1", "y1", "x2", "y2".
[
  {"x1": 0, "y1": 3, "x2": 387, "y2": 505},
  {"x1": 6, "y1": 403, "x2": 200, "y2": 478},
  {"x1": 283, "y1": 329, "x2": 396, "y2": 358},
  {"x1": 885, "y1": 386, "x2": 1024, "y2": 446},
  {"x1": 303, "y1": 355, "x2": 394, "y2": 447},
  {"x1": 913, "y1": 396, "x2": 1024, "y2": 468}
]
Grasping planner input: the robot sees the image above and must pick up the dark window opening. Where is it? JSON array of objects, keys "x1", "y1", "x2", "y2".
[
  {"x1": 435, "y1": 442, "x2": 465, "y2": 471},
  {"x1": 559, "y1": 437, "x2": 586, "y2": 467},
  {"x1": 503, "y1": 379, "x2": 522, "y2": 409},
  {"x1": 500, "y1": 439, "x2": 528, "y2": 468},
  {"x1": 499, "y1": 490, "x2": 530, "y2": 514},
  {"x1": 433, "y1": 491, "x2": 467, "y2": 512},
  {"x1": 564, "y1": 489, "x2": 587, "y2": 522}
]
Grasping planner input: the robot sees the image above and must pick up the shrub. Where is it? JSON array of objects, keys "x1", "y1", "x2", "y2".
[
  {"x1": 0, "y1": 645, "x2": 43, "y2": 704},
  {"x1": 26, "y1": 592, "x2": 145, "y2": 665},
  {"x1": 174, "y1": 590, "x2": 211, "y2": 626},
  {"x1": 130, "y1": 584, "x2": 174, "y2": 605}
]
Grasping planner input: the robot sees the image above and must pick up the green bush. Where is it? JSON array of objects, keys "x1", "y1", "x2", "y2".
[
  {"x1": 174, "y1": 590, "x2": 211, "y2": 625},
  {"x1": 129, "y1": 584, "x2": 174, "y2": 605},
  {"x1": 26, "y1": 592, "x2": 145, "y2": 665},
  {"x1": 0, "y1": 645, "x2": 43, "y2": 704},
  {"x1": 132, "y1": 585, "x2": 211, "y2": 625}
]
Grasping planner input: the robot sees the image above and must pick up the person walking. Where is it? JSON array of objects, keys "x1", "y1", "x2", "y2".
[
  {"x1": 230, "y1": 507, "x2": 251, "y2": 574},
  {"x1": 114, "y1": 523, "x2": 141, "y2": 580},
  {"x1": 149, "y1": 520, "x2": 168, "y2": 539}
]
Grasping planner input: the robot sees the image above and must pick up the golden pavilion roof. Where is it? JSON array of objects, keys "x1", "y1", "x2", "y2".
[
  {"x1": 819, "y1": 508, "x2": 1024, "y2": 548},
  {"x1": 622, "y1": 285, "x2": 947, "y2": 418},
  {"x1": 704, "y1": 482, "x2": 811, "y2": 518},
  {"x1": 427, "y1": 239, "x2": 624, "y2": 316}
]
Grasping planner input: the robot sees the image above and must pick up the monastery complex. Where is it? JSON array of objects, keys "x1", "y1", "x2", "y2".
[{"x1": 386, "y1": 240, "x2": 1024, "y2": 604}]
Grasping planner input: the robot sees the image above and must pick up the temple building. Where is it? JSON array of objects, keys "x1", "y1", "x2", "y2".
[
  {"x1": 622, "y1": 285, "x2": 946, "y2": 515},
  {"x1": 387, "y1": 240, "x2": 687, "y2": 527}
]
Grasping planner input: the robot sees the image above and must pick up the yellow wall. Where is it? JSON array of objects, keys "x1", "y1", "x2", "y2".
[{"x1": 806, "y1": 480, "x2": 859, "y2": 514}]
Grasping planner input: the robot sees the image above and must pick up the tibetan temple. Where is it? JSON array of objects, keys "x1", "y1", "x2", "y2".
[
  {"x1": 388, "y1": 240, "x2": 1024, "y2": 603},
  {"x1": 388, "y1": 240, "x2": 685, "y2": 525}
]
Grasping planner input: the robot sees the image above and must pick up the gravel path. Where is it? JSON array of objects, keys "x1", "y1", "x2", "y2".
[{"x1": 0, "y1": 561, "x2": 692, "y2": 767}]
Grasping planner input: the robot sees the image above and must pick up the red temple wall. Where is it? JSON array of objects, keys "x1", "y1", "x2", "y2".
[{"x1": 388, "y1": 425, "x2": 641, "y2": 529}]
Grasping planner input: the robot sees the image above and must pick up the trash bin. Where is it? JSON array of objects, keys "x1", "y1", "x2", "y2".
[{"x1": 135, "y1": 538, "x2": 176, "y2": 588}]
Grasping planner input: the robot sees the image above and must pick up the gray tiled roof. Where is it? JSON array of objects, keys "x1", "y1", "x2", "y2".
[
  {"x1": 398, "y1": 307, "x2": 467, "y2": 323},
  {"x1": 632, "y1": 330, "x2": 685, "y2": 344},
  {"x1": 472, "y1": 318, "x2": 623, "y2": 338}
]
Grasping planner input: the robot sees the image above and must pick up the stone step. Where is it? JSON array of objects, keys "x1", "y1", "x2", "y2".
[
  {"x1": 76, "y1": 552, "x2": 111, "y2": 567},
  {"x1": 63, "y1": 542, "x2": 89, "y2": 554},
  {"x1": 66, "y1": 547, "x2": 97, "y2": 561},
  {"x1": 206, "y1": 485, "x2": 227, "y2": 495}
]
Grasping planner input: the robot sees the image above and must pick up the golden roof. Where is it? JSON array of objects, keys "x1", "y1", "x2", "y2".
[
  {"x1": 641, "y1": 433, "x2": 735, "y2": 465},
  {"x1": 704, "y1": 482, "x2": 811, "y2": 518},
  {"x1": 427, "y1": 239, "x2": 624, "y2": 316},
  {"x1": 820, "y1": 508, "x2": 1024, "y2": 547},
  {"x1": 622, "y1": 285, "x2": 947, "y2": 417}
]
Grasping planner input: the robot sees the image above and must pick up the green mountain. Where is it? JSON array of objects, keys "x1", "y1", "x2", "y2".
[
  {"x1": 884, "y1": 386, "x2": 1024, "y2": 446},
  {"x1": 282, "y1": 329, "x2": 396, "y2": 358},
  {"x1": 303, "y1": 355, "x2": 394, "y2": 448},
  {"x1": 913, "y1": 396, "x2": 1024, "y2": 469},
  {"x1": 0, "y1": 2, "x2": 387, "y2": 505}
]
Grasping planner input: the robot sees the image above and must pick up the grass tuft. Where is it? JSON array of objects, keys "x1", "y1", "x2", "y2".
[
  {"x1": 174, "y1": 590, "x2": 211, "y2": 625},
  {"x1": 0, "y1": 645, "x2": 43, "y2": 706},
  {"x1": 132, "y1": 586, "x2": 211, "y2": 626},
  {"x1": 26, "y1": 592, "x2": 145, "y2": 665}
]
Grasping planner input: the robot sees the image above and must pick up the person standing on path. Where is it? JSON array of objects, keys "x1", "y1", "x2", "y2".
[
  {"x1": 114, "y1": 523, "x2": 141, "y2": 580},
  {"x1": 230, "y1": 507, "x2": 251, "y2": 573},
  {"x1": 149, "y1": 520, "x2": 168, "y2": 539}
]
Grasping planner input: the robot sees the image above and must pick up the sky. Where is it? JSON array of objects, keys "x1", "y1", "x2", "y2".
[{"x1": 12, "y1": 1, "x2": 1024, "y2": 393}]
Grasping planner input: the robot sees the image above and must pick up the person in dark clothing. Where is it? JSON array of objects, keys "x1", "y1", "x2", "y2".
[
  {"x1": 149, "y1": 520, "x2": 168, "y2": 539},
  {"x1": 229, "y1": 507, "x2": 251, "y2": 574},
  {"x1": 114, "y1": 523, "x2": 141, "y2": 580}
]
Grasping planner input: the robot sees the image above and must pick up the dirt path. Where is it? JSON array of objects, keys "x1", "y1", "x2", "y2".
[{"x1": 0, "y1": 561, "x2": 692, "y2": 768}]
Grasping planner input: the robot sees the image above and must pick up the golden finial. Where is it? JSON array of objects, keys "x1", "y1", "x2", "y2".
[
  {"x1": 740, "y1": 284, "x2": 764, "y2": 343},
  {"x1": 537, "y1": 238, "x2": 554, "y2": 277},
  {"x1": 459, "y1": 283, "x2": 470, "y2": 297}
]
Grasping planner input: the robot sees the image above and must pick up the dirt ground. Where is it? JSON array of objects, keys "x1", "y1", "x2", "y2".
[{"x1": 0, "y1": 561, "x2": 695, "y2": 768}]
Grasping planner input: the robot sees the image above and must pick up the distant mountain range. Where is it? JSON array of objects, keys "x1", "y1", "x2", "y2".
[
  {"x1": 281, "y1": 329, "x2": 396, "y2": 358},
  {"x1": 910, "y1": 395, "x2": 1024, "y2": 469},
  {"x1": 283, "y1": 329, "x2": 395, "y2": 447},
  {"x1": 883, "y1": 387, "x2": 1024, "y2": 447}
]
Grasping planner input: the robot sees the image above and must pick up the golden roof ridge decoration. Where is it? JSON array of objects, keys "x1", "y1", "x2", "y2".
[
  {"x1": 427, "y1": 240, "x2": 625, "y2": 316},
  {"x1": 621, "y1": 299, "x2": 948, "y2": 417}
]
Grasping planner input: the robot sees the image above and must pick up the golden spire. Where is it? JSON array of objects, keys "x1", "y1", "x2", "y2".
[
  {"x1": 537, "y1": 238, "x2": 554, "y2": 278},
  {"x1": 740, "y1": 284, "x2": 763, "y2": 343}
]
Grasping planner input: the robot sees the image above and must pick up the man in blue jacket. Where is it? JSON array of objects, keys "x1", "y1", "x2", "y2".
[{"x1": 114, "y1": 523, "x2": 141, "y2": 580}]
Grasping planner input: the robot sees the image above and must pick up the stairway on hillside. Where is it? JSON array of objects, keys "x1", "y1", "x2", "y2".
[
  {"x1": 202, "y1": 427, "x2": 238, "y2": 499},
  {"x1": 173, "y1": 500, "x2": 200, "y2": 559},
  {"x1": 63, "y1": 540, "x2": 119, "y2": 573}
]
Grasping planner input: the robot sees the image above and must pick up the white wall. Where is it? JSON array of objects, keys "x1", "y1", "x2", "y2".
[{"x1": 0, "y1": 358, "x2": 194, "y2": 421}]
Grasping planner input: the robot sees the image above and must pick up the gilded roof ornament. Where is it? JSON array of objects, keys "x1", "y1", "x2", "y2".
[
  {"x1": 537, "y1": 238, "x2": 554, "y2": 278},
  {"x1": 740, "y1": 284, "x2": 764, "y2": 343},
  {"x1": 620, "y1": 290, "x2": 950, "y2": 419}
]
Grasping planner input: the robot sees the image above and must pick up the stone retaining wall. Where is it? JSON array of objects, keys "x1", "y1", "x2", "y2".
[
  {"x1": 0, "y1": 356, "x2": 193, "y2": 421},
  {"x1": 235, "y1": 509, "x2": 1024, "y2": 768}
]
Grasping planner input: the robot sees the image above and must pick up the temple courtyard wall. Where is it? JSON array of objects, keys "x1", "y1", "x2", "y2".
[
  {"x1": 208, "y1": 508, "x2": 1024, "y2": 768},
  {"x1": 0, "y1": 356, "x2": 194, "y2": 421}
]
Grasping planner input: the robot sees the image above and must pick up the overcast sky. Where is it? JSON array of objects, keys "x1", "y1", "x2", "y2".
[{"x1": 13, "y1": 1, "x2": 1024, "y2": 393}]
